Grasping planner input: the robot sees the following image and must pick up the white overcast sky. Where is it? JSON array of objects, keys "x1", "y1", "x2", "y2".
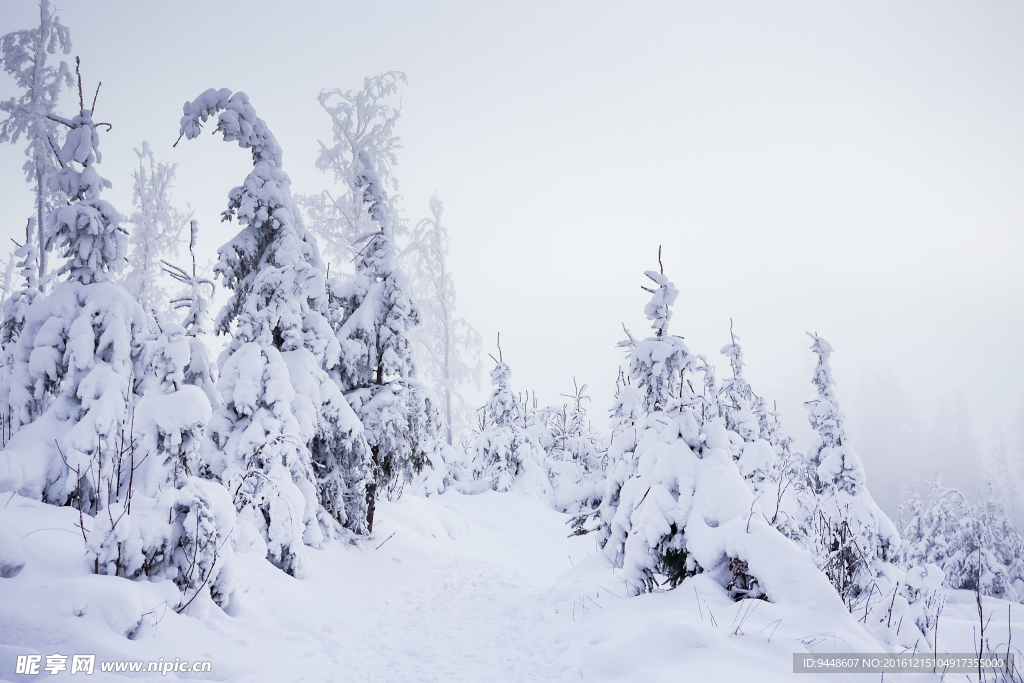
[{"x1": 2, "y1": 0, "x2": 1022, "y2": 513}]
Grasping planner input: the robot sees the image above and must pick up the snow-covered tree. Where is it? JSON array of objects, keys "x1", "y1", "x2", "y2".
[
  {"x1": 328, "y1": 147, "x2": 441, "y2": 515},
  {"x1": 470, "y1": 343, "x2": 548, "y2": 495},
  {"x1": 940, "y1": 483, "x2": 1024, "y2": 602},
  {"x1": 594, "y1": 267, "x2": 778, "y2": 597},
  {"x1": 804, "y1": 333, "x2": 901, "y2": 606},
  {"x1": 901, "y1": 475, "x2": 965, "y2": 572},
  {"x1": 402, "y1": 194, "x2": 483, "y2": 446},
  {"x1": 177, "y1": 88, "x2": 372, "y2": 571},
  {"x1": 0, "y1": 1, "x2": 72, "y2": 289},
  {"x1": 2, "y1": 80, "x2": 140, "y2": 512},
  {"x1": 543, "y1": 380, "x2": 607, "y2": 515},
  {"x1": 87, "y1": 309, "x2": 234, "y2": 611},
  {"x1": 718, "y1": 325, "x2": 776, "y2": 492},
  {"x1": 0, "y1": 221, "x2": 41, "y2": 445},
  {"x1": 0, "y1": 220, "x2": 41, "y2": 349},
  {"x1": 0, "y1": 75, "x2": 231, "y2": 609},
  {"x1": 576, "y1": 366, "x2": 643, "y2": 538},
  {"x1": 595, "y1": 269, "x2": 710, "y2": 593},
  {"x1": 122, "y1": 141, "x2": 190, "y2": 313},
  {"x1": 718, "y1": 322, "x2": 756, "y2": 436},
  {"x1": 300, "y1": 71, "x2": 406, "y2": 266},
  {"x1": 717, "y1": 326, "x2": 814, "y2": 549},
  {"x1": 547, "y1": 380, "x2": 603, "y2": 472},
  {"x1": 162, "y1": 220, "x2": 218, "y2": 408}
]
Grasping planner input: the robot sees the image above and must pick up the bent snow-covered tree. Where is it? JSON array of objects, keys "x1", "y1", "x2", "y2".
[
  {"x1": 177, "y1": 88, "x2": 372, "y2": 573},
  {"x1": 0, "y1": 0, "x2": 72, "y2": 290}
]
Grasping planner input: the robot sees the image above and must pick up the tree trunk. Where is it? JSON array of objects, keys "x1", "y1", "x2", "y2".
[
  {"x1": 365, "y1": 481, "x2": 377, "y2": 534},
  {"x1": 36, "y1": 169, "x2": 46, "y2": 291}
]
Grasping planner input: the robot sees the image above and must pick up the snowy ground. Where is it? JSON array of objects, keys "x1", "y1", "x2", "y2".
[{"x1": 0, "y1": 489, "x2": 1019, "y2": 682}]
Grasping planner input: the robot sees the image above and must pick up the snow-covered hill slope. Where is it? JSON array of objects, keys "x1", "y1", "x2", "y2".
[{"x1": 0, "y1": 489, "x2": 1018, "y2": 681}]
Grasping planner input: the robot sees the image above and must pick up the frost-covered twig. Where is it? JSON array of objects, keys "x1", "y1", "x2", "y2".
[{"x1": 374, "y1": 532, "x2": 395, "y2": 550}]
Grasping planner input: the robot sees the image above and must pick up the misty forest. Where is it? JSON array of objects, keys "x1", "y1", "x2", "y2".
[{"x1": 0, "y1": 2, "x2": 1022, "y2": 681}]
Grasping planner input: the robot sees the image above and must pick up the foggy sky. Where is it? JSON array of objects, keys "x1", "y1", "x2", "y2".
[{"x1": 1, "y1": 0, "x2": 1022, "y2": 519}]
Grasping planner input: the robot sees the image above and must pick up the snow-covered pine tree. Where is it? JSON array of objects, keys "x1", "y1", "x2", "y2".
[
  {"x1": 299, "y1": 71, "x2": 406, "y2": 266},
  {"x1": 177, "y1": 88, "x2": 372, "y2": 571},
  {"x1": 0, "y1": 71, "x2": 142, "y2": 512},
  {"x1": 328, "y1": 147, "x2": 441, "y2": 517},
  {"x1": 122, "y1": 141, "x2": 190, "y2": 313},
  {"x1": 0, "y1": 250, "x2": 17, "y2": 303},
  {"x1": 0, "y1": 70, "x2": 230, "y2": 609},
  {"x1": 470, "y1": 339, "x2": 548, "y2": 495},
  {"x1": 0, "y1": 1, "x2": 72, "y2": 290},
  {"x1": 901, "y1": 475, "x2": 965, "y2": 572},
  {"x1": 595, "y1": 268, "x2": 710, "y2": 593},
  {"x1": 544, "y1": 380, "x2": 607, "y2": 514},
  {"x1": 162, "y1": 220, "x2": 219, "y2": 410},
  {"x1": 547, "y1": 380, "x2": 603, "y2": 472},
  {"x1": 0, "y1": 221, "x2": 41, "y2": 445},
  {"x1": 804, "y1": 333, "x2": 901, "y2": 607},
  {"x1": 0, "y1": 220, "x2": 41, "y2": 349},
  {"x1": 402, "y1": 193, "x2": 483, "y2": 446},
  {"x1": 594, "y1": 265, "x2": 779, "y2": 597},
  {"x1": 579, "y1": 365, "x2": 643, "y2": 538},
  {"x1": 943, "y1": 483, "x2": 1024, "y2": 602},
  {"x1": 87, "y1": 308, "x2": 234, "y2": 612},
  {"x1": 718, "y1": 323, "x2": 777, "y2": 493}
]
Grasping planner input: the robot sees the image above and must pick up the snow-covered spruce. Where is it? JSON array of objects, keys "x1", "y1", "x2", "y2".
[
  {"x1": 162, "y1": 220, "x2": 219, "y2": 410},
  {"x1": 717, "y1": 325, "x2": 777, "y2": 496},
  {"x1": 177, "y1": 88, "x2": 372, "y2": 572},
  {"x1": 89, "y1": 311, "x2": 233, "y2": 612},
  {"x1": 802, "y1": 333, "x2": 942, "y2": 646},
  {"x1": 0, "y1": 222, "x2": 41, "y2": 445},
  {"x1": 804, "y1": 333, "x2": 900, "y2": 600},
  {"x1": 470, "y1": 352, "x2": 549, "y2": 497},
  {"x1": 596, "y1": 269, "x2": 704, "y2": 593},
  {"x1": 579, "y1": 366, "x2": 643, "y2": 541},
  {"x1": 592, "y1": 269, "x2": 759, "y2": 598},
  {"x1": 1, "y1": 90, "x2": 137, "y2": 502},
  {"x1": 0, "y1": 0, "x2": 72, "y2": 290},
  {"x1": 0, "y1": 89, "x2": 232, "y2": 610},
  {"x1": 717, "y1": 325, "x2": 814, "y2": 551},
  {"x1": 543, "y1": 380, "x2": 607, "y2": 514},
  {"x1": 909, "y1": 478, "x2": 1024, "y2": 602},
  {"x1": 327, "y1": 147, "x2": 442, "y2": 514},
  {"x1": 900, "y1": 476, "x2": 965, "y2": 573}
]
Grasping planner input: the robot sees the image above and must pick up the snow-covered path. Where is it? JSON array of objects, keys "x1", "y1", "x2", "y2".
[
  {"x1": 339, "y1": 555, "x2": 561, "y2": 682},
  {"x1": 316, "y1": 492, "x2": 586, "y2": 683},
  {"x1": 199, "y1": 490, "x2": 592, "y2": 682}
]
